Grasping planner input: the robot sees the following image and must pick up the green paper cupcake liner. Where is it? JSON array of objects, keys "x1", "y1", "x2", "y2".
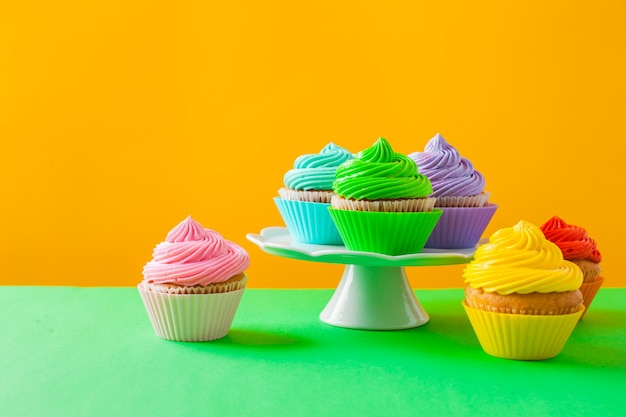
[{"x1": 328, "y1": 207, "x2": 442, "y2": 255}]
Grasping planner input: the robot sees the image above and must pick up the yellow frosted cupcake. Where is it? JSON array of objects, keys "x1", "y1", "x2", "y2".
[{"x1": 462, "y1": 220, "x2": 584, "y2": 360}]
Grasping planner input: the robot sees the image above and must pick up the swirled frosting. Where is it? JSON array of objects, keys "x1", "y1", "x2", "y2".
[
  {"x1": 463, "y1": 220, "x2": 583, "y2": 294},
  {"x1": 142, "y1": 216, "x2": 250, "y2": 286},
  {"x1": 283, "y1": 143, "x2": 353, "y2": 190},
  {"x1": 408, "y1": 133, "x2": 486, "y2": 197},
  {"x1": 332, "y1": 137, "x2": 433, "y2": 200},
  {"x1": 540, "y1": 216, "x2": 602, "y2": 263}
]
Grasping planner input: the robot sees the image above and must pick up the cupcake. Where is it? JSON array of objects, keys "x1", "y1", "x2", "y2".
[
  {"x1": 408, "y1": 133, "x2": 497, "y2": 249},
  {"x1": 138, "y1": 216, "x2": 250, "y2": 341},
  {"x1": 540, "y1": 216, "x2": 603, "y2": 319},
  {"x1": 462, "y1": 220, "x2": 584, "y2": 360},
  {"x1": 275, "y1": 142, "x2": 353, "y2": 245},
  {"x1": 328, "y1": 137, "x2": 442, "y2": 255}
]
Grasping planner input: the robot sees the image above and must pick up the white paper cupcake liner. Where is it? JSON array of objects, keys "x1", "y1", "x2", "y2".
[{"x1": 138, "y1": 285, "x2": 246, "y2": 341}]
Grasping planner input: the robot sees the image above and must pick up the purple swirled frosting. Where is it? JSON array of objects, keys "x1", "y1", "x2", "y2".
[{"x1": 408, "y1": 133, "x2": 485, "y2": 197}]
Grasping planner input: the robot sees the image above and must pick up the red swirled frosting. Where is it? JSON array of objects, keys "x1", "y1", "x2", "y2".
[
  {"x1": 540, "y1": 216, "x2": 601, "y2": 263},
  {"x1": 142, "y1": 216, "x2": 250, "y2": 286}
]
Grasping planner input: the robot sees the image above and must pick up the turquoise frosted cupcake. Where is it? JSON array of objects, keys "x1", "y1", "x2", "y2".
[{"x1": 275, "y1": 142, "x2": 353, "y2": 245}]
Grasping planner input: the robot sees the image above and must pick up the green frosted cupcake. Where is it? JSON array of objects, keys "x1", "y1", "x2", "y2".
[{"x1": 329, "y1": 137, "x2": 442, "y2": 255}]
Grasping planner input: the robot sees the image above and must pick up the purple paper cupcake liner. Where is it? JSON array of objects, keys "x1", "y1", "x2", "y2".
[{"x1": 425, "y1": 204, "x2": 498, "y2": 249}]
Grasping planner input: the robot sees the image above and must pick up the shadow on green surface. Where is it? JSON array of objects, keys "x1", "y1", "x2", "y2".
[{"x1": 221, "y1": 328, "x2": 305, "y2": 347}]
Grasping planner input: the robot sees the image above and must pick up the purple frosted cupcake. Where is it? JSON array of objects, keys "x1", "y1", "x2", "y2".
[{"x1": 408, "y1": 133, "x2": 497, "y2": 249}]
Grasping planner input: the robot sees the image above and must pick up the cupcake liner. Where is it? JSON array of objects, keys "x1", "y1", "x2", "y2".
[
  {"x1": 274, "y1": 197, "x2": 343, "y2": 245},
  {"x1": 330, "y1": 195, "x2": 436, "y2": 212},
  {"x1": 435, "y1": 192, "x2": 491, "y2": 208},
  {"x1": 138, "y1": 285, "x2": 246, "y2": 341},
  {"x1": 425, "y1": 204, "x2": 498, "y2": 249},
  {"x1": 278, "y1": 188, "x2": 333, "y2": 203},
  {"x1": 463, "y1": 301, "x2": 584, "y2": 360},
  {"x1": 328, "y1": 207, "x2": 442, "y2": 255},
  {"x1": 579, "y1": 276, "x2": 604, "y2": 319}
]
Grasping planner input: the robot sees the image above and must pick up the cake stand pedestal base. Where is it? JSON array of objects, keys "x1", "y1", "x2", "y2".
[
  {"x1": 247, "y1": 227, "x2": 477, "y2": 331},
  {"x1": 319, "y1": 264, "x2": 428, "y2": 330}
]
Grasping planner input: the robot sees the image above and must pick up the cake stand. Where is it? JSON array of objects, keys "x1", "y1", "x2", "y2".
[{"x1": 246, "y1": 227, "x2": 478, "y2": 331}]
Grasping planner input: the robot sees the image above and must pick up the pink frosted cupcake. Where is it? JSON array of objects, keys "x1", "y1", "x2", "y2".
[
  {"x1": 138, "y1": 216, "x2": 250, "y2": 341},
  {"x1": 408, "y1": 133, "x2": 497, "y2": 249}
]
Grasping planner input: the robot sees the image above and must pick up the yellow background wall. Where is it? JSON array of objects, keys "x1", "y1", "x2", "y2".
[{"x1": 1, "y1": 1, "x2": 623, "y2": 288}]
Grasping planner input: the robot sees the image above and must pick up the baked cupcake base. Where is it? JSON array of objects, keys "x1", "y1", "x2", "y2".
[
  {"x1": 434, "y1": 192, "x2": 491, "y2": 208},
  {"x1": 138, "y1": 274, "x2": 247, "y2": 341},
  {"x1": 463, "y1": 301, "x2": 584, "y2": 360},
  {"x1": 571, "y1": 259, "x2": 602, "y2": 282},
  {"x1": 278, "y1": 188, "x2": 334, "y2": 203},
  {"x1": 464, "y1": 286, "x2": 583, "y2": 315},
  {"x1": 331, "y1": 195, "x2": 436, "y2": 212}
]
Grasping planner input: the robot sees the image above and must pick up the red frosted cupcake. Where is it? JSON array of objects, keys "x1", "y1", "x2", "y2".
[{"x1": 540, "y1": 216, "x2": 603, "y2": 319}]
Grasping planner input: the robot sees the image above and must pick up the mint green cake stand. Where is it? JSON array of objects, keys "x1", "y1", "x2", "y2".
[{"x1": 247, "y1": 227, "x2": 478, "y2": 331}]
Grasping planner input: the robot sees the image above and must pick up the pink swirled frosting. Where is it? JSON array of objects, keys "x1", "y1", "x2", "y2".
[{"x1": 142, "y1": 216, "x2": 250, "y2": 286}]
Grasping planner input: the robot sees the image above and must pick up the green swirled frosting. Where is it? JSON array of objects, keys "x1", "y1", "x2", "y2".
[
  {"x1": 283, "y1": 143, "x2": 353, "y2": 190},
  {"x1": 332, "y1": 137, "x2": 433, "y2": 200}
]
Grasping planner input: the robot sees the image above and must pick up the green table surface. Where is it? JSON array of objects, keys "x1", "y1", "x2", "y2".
[{"x1": 1, "y1": 287, "x2": 625, "y2": 417}]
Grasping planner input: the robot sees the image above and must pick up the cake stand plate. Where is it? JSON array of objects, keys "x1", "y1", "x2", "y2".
[{"x1": 247, "y1": 227, "x2": 477, "y2": 331}]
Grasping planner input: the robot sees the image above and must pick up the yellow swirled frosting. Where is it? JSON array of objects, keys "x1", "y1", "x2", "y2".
[{"x1": 463, "y1": 220, "x2": 583, "y2": 294}]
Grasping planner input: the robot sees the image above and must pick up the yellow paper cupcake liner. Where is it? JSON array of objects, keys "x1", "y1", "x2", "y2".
[{"x1": 463, "y1": 301, "x2": 584, "y2": 360}]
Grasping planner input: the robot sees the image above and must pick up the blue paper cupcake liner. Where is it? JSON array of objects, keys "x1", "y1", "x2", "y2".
[{"x1": 274, "y1": 197, "x2": 344, "y2": 245}]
